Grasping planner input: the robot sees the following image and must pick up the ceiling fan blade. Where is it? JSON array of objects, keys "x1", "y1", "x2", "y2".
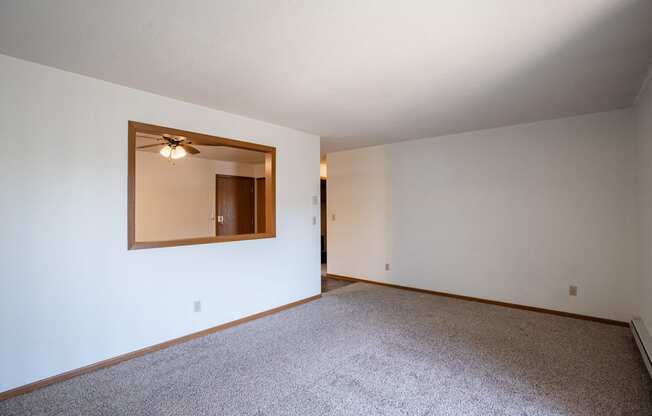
[
  {"x1": 186, "y1": 137, "x2": 229, "y2": 146},
  {"x1": 137, "y1": 144, "x2": 164, "y2": 149},
  {"x1": 182, "y1": 144, "x2": 200, "y2": 154},
  {"x1": 135, "y1": 132, "x2": 164, "y2": 140}
]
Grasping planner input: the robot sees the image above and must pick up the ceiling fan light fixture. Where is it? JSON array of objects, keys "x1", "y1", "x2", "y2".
[{"x1": 160, "y1": 144, "x2": 186, "y2": 159}]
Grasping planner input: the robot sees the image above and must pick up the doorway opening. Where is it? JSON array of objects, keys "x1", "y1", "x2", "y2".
[
  {"x1": 320, "y1": 177, "x2": 327, "y2": 266},
  {"x1": 320, "y1": 177, "x2": 331, "y2": 291},
  {"x1": 320, "y1": 160, "x2": 354, "y2": 293},
  {"x1": 214, "y1": 174, "x2": 267, "y2": 236}
]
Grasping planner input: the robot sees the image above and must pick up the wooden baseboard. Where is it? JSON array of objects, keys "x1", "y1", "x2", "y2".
[
  {"x1": 0, "y1": 294, "x2": 321, "y2": 401},
  {"x1": 327, "y1": 273, "x2": 627, "y2": 327}
]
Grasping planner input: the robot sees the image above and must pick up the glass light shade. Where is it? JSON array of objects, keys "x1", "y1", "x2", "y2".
[
  {"x1": 159, "y1": 145, "x2": 172, "y2": 158},
  {"x1": 171, "y1": 146, "x2": 186, "y2": 159}
]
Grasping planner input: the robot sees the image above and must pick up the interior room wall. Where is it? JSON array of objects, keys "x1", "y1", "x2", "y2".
[
  {"x1": 0, "y1": 54, "x2": 321, "y2": 392},
  {"x1": 636, "y1": 77, "x2": 652, "y2": 334},
  {"x1": 135, "y1": 152, "x2": 264, "y2": 241},
  {"x1": 328, "y1": 109, "x2": 639, "y2": 322}
]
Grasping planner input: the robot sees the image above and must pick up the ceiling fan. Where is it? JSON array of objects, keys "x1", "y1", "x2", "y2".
[{"x1": 136, "y1": 133, "x2": 201, "y2": 160}]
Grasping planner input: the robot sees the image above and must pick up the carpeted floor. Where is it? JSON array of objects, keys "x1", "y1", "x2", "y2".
[{"x1": 2, "y1": 283, "x2": 651, "y2": 415}]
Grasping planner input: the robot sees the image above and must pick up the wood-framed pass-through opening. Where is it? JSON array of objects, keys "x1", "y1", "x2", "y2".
[{"x1": 128, "y1": 121, "x2": 276, "y2": 250}]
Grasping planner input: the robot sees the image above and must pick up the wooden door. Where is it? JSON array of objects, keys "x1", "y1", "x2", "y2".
[
  {"x1": 256, "y1": 177, "x2": 266, "y2": 233},
  {"x1": 215, "y1": 175, "x2": 255, "y2": 235}
]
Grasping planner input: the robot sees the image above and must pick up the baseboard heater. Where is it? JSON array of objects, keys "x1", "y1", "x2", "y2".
[{"x1": 630, "y1": 318, "x2": 652, "y2": 378}]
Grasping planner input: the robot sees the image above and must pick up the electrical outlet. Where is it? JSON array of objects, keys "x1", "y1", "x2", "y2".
[
  {"x1": 569, "y1": 286, "x2": 578, "y2": 296},
  {"x1": 332, "y1": 214, "x2": 336, "y2": 221},
  {"x1": 194, "y1": 300, "x2": 202, "y2": 312},
  {"x1": 312, "y1": 216, "x2": 316, "y2": 225},
  {"x1": 385, "y1": 263, "x2": 390, "y2": 271}
]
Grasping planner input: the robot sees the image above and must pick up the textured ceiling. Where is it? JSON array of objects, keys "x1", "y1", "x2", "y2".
[{"x1": 1, "y1": 0, "x2": 651, "y2": 153}]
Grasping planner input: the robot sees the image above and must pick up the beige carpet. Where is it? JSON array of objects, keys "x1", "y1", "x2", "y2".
[{"x1": 2, "y1": 283, "x2": 651, "y2": 415}]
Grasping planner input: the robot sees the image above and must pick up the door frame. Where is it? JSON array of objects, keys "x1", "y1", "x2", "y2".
[{"x1": 256, "y1": 177, "x2": 266, "y2": 234}]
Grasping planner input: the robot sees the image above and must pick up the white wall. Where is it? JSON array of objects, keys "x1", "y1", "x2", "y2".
[
  {"x1": 0, "y1": 54, "x2": 321, "y2": 392},
  {"x1": 328, "y1": 110, "x2": 639, "y2": 322},
  {"x1": 135, "y1": 151, "x2": 264, "y2": 241},
  {"x1": 636, "y1": 78, "x2": 652, "y2": 335}
]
